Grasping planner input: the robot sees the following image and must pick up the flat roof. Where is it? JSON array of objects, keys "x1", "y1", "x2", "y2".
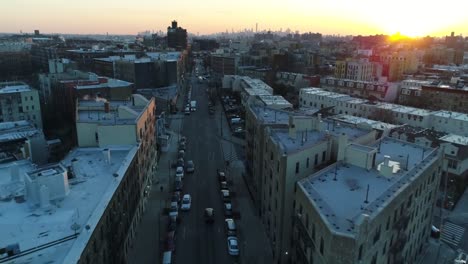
[
  {"x1": 0, "y1": 83, "x2": 32, "y2": 94},
  {"x1": 298, "y1": 137, "x2": 438, "y2": 236},
  {"x1": 431, "y1": 111, "x2": 468, "y2": 122},
  {"x1": 258, "y1": 95, "x2": 292, "y2": 106},
  {"x1": 250, "y1": 106, "x2": 291, "y2": 125},
  {"x1": 75, "y1": 79, "x2": 132, "y2": 89},
  {"x1": 270, "y1": 128, "x2": 327, "y2": 154},
  {"x1": 0, "y1": 146, "x2": 137, "y2": 263},
  {"x1": 0, "y1": 121, "x2": 41, "y2": 143},
  {"x1": 331, "y1": 114, "x2": 398, "y2": 131},
  {"x1": 439, "y1": 134, "x2": 468, "y2": 146},
  {"x1": 77, "y1": 100, "x2": 145, "y2": 125}
]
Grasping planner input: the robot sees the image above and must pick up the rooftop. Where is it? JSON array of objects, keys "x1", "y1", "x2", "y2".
[
  {"x1": 0, "y1": 146, "x2": 137, "y2": 263},
  {"x1": 439, "y1": 134, "x2": 468, "y2": 146},
  {"x1": 77, "y1": 100, "x2": 145, "y2": 125},
  {"x1": 270, "y1": 128, "x2": 327, "y2": 154},
  {"x1": 0, "y1": 82, "x2": 32, "y2": 94},
  {"x1": 257, "y1": 95, "x2": 292, "y2": 107},
  {"x1": 250, "y1": 106, "x2": 291, "y2": 125},
  {"x1": 331, "y1": 115, "x2": 398, "y2": 131},
  {"x1": 0, "y1": 121, "x2": 42, "y2": 143},
  {"x1": 298, "y1": 137, "x2": 438, "y2": 236}
]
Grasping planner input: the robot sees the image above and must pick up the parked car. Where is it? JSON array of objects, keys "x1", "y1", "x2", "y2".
[
  {"x1": 179, "y1": 142, "x2": 186, "y2": 151},
  {"x1": 178, "y1": 150, "x2": 185, "y2": 160},
  {"x1": 227, "y1": 236, "x2": 239, "y2": 256},
  {"x1": 184, "y1": 107, "x2": 191, "y2": 115},
  {"x1": 431, "y1": 225, "x2": 440, "y2": 238},
  {"x1": 176, "y1": 158, "x2": 184, "y2": 168},
  {"x1": 176, "y1": 166, "x2": 184, "y2": 179},
  {"x1": 220, "y1": 181, "x2": 228, "y2": 190},
  {"x1": 218, "y1": 170, "x2": 226, "y2": 182},
  {"x1": 205, "y1": 208, "x2": 214, "y2": 223},
  {"x1": 224, "y1": 202, "x2": 233, "y2": 217},
  {"x1": 181, "y1": 194, "x2": 192, "y2": 211},
  {"x1": 225, "y1": 218, "x2": 237, "y2": 235},
  {"x1": 174, "y1": 179, "x2": 183, "y2": 191},
  {"x1": 179, "y1": 136, "x2": 187, "y2": 145},
  {"x1": 186, "y1": 160, "x2": 195, "y2": 173},
  {"x1": 166, "y1": 230, "x2": 176, "y2": 252},
  {"x1": 169, "y1": 202, "x2": 178, "y2": 217},
  {"x1": 171, "y1": 192, "x2": 181, "y2": 204},
  {"x1": 167, "y1": 216, "x2": 177, "y2": 231},
  {"x1": 221, "y1": 189, "x2": 231, "y2": 203}
]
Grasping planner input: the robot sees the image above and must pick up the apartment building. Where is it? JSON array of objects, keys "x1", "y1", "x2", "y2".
[
  {"x1": 299, "y1": 88, "x2": 468, "y2": 136},
  {"x1": 0, "y1": 120, "x2": 48, "y2": 164},
  {"x1": 260, "y1": 114, "x2": 377, "y2": 263},
  {"x1": 0, "y1": 144, "x2": 153, "y2": 264},
  {"x1": 320, "y1": 77, "x2": 399, "y2": 102},
  {"x1": 291, "y1": 137, "x2": 442, "y2": 264},
  {"x1": 75, "y1": 94, "x2": 156, "y2": 149},
  {"x1": 0, "y1": 82, "x2": 43, "y2": 128},
  {"x1": 245, "y1": 106, "x2": 290, "y2": 212},
  {"x1": 334, "y1": 59, "x2": 381, "y2": 82}
]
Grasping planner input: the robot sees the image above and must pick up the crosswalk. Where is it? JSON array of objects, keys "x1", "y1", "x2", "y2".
[{"x1": 441, "y1": 221, "x2": 466, "y2": 246}]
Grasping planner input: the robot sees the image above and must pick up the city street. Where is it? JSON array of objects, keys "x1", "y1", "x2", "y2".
[{"x1": 173, "y1": 75, "x2": 235, "y2": 264}]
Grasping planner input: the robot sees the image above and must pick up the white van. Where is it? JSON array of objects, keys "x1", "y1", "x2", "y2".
[{"x1": 162, "y1": 251, "x2": 172, "y2": 264}]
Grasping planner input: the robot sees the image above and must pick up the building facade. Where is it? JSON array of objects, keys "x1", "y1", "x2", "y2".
[
  {"x1": 0, "y1": 82, "x2": 43, "y2": 128},
  {"x1": 291, "y1": 137, "x2": 442, "y2": 264}
]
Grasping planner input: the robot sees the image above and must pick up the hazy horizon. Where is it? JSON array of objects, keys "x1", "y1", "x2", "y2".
[{"x1": 2, "y1": 0, "x2": 468, "y2": 37}]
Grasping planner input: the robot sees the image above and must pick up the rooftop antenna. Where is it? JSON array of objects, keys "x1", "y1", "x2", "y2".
[
  {"x1": 333, "y1": 164, "x2": 338, "y2": 181},
  {"x1": 364, "y1": 184, "x2": 370, "y2": 203},
  {"x1": 301, "y1": 131, "x2": 305, "y2": 146},
  {"x1": 406, "y1": 154, "x2": 409, "y2": 170}
]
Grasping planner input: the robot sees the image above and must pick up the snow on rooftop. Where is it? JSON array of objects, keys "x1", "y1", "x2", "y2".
[
  {"x1": 331, "y1": 115, "x2": 397, "y2": 131},
  {"x1": 251, "y1": 106, "x2": 290, "y2": 125},
  {"x1": 439, "y1": 134, "x2": 468, "y2": 146},
  {"x1": 0, "y1": 146, "x2": 137, "y2": 263},
  {"x1": 270, "y1": 128, "x2": 327, "y2": 154},
  {"x1": 298, "y1": 138, "x2": 438, "y2": 236},
  {"x1": 0, "y1": 84, "x2": 31, "y2": 94}
]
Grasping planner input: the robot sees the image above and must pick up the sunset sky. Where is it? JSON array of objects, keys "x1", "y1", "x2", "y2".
[{"x1": 2, "y1": 0, "x2": 468, "y2": 37}]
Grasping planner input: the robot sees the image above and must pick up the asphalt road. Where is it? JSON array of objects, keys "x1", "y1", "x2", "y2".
[{"x1": 174, "y1": 74, "x2": 236, "y2": 264}]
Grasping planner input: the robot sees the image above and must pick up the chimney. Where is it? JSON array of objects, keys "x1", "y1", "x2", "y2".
[
  {"x1": 103, "y1": 148, "x2": 111, "y2": 164},
  {"x1": 383, "y1": 155, "x2": 390, "y2": 166},
  {"x1": 10, "y1": 163, "x2": 19, "y2": 182},
  {"x1": 315, "y1": 114, "x2": 322, "y2": 131},
  {"x1": 104, "y1": 102, "x2": 110, "y2": 113},
  {"x1": 337, "y1": 133, "x2": 348, "y2": 161},
  {"x1": 380, "y1": 155, "x2": 394, "y2": 178}
]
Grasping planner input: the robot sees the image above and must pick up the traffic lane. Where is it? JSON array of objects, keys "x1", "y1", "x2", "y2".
[
  {"x1": 174, "y1": 80, "x2": 232, "y2": 264},
  {"x1": 190, "y1": 81, "x2": 232, "y2": 264},
  {"x1": 193, "y1": 80, "x2": 234, "y2": 263}
]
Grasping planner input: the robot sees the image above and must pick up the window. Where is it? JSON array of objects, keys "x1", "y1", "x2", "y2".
[
  {"x1": 322, "y1": 151, "x2": 326, "y2": 162},
  {"x1": 358, "y1": 244, "x2": 363, "y2": 260},
  {"x1": 448, "y1": 159, "x2": 458, "y2": 169},
  {"x1": 24, "y1": 96, "x2": 28, "y2": 101},
  {"x1": 306, "y1": 158, "x2": 310, "y2": 168},
  {"x1": 320, "y1": 237, "x2": 324, "y2": 255},
  {"x1": 30, "y1": 96, "x2": 33, "y2": 100},
  {"x1": 314, "y1": 154, "x2": 318, "y2": 165},
  {"x1": 277, "y1": 161, "x2": 279, "y2": 172},
  {"x1": 295, "y1": 162, "x2": 299, "y2": 174}
]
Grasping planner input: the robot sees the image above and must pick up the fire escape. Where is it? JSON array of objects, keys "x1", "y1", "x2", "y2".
[{"x1": 389, "y1": 210, "x2": 410, "y2": 264}]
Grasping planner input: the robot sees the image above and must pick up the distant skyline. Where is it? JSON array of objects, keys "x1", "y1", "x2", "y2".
[{"x1": 2, "y1": 0, "x2": 468, "y2": 37}]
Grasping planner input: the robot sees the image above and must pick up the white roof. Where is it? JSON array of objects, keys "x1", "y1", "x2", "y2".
[
  {"x1": 0, "y1": 83, "x2": 32, "y2": 94},
  {"x1": 298, "y1": 138, "x2": 438, "y2": 235},
  {"x1": 331, "y1": 115, "x2": 398, "y2": 131},
  {"x1": 439, "y1": 134, "x2": 468, "y2": 146},
  {"x1": 0, "y1": 146, "x2": 137, "y2": 263}
]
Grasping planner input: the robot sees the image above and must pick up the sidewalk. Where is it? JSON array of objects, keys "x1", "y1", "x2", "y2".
[
  {"x1": 216, "y1": 98, "x2": 273, "y2": 263},
  {"x1": 127, "y1": 87, "x2": 186, "y2": 264}
]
